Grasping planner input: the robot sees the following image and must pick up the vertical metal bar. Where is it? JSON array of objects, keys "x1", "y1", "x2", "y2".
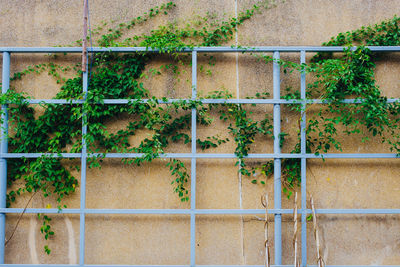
[
  {"x1": 300, "y1": 51, "x2": 307, "y2": 266},
  {"x1": 273, "y1": 51, "x2": 282, "y2": 265},
  {"x1": 0, "y1": 52, "x2": 10, "y2": 264},
  {"x1": 79, "y1": 67, "x2": 88, "y2": 266},
  {"x1": 79, "y1": 1, "x2": 89, "y2": 264},
  {"x1": 190, "y1": 50, "x2": 197, "y2": 267}
]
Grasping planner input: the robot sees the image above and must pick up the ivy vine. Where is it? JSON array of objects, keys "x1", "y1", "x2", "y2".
[{"x1": 2, "y1": 1, "x2": 400, "y2": 255}]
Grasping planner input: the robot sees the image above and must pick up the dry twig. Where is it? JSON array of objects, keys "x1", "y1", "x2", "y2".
[
  {"x1": 311, "y1": 195, "x2": 325, "y2": 267},
  {"x1": 261, "y1": 194, "x2": 270, "y2": 267},
  {"x1": 293, "y1": 192, "x2": 301, "y2": 267},
  {"x1": 82, "y1": 0, "x2": 88, "y2": 72},
  {"x1": 5, "y1": 191, "x2": 37, "y2": 246}
]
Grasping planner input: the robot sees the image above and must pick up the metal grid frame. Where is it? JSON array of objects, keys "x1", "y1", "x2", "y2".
[{"x1": 0, "y1": 46, "x2": 400, "y2": 267}]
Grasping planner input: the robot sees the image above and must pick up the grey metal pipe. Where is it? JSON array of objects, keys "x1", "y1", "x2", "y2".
[
  {"x1": 19, "y1": 98, "x2": 400, "y2": 105},
  {"x1": 0, "y1": 152, "x2": 398, "y2": 159},
  {"x1": 2, "y1": 207, "x2": 400, "y2": 215},
  {"x1": 79, "y1": 69, "x2": 88, "y2": 266},
  {"x1": 2, "y1": 264, "x2": 400, "y2": 267},
  {"x1": 1, "y1": 45, "x2": 400, "y2": 53},
  {"x1": 300, "y1": 51, "x2": 307, "y2": 266},
  {"x1": 190, "y1": 51, "x2": 197, "y2": 267},
  {"x1": 1, "y1": 264, "x2": 400, "y2": 267},
  {"x1": 273, "y1": 51, "x2": 282, "y2": 265},
  {"x1": 0, "y1": 51, "x2": 10, "y2": 264}
]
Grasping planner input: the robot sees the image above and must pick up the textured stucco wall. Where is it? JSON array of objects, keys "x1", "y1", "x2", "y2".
[{"x1": 1, "y1": 0, "x2": 400, "y2": 265}]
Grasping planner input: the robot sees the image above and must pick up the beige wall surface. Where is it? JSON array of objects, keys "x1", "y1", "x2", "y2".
[{"x1": 1, "y1": 0, "x2": 400, "y2": 265}]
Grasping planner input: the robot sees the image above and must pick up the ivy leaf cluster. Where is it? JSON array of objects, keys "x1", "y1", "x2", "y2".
[{"x1": 2, "y1": 0, "x2": 400, "y2": 254}]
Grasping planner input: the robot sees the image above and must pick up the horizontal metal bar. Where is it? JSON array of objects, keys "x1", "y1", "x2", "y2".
[
  {"x1": 195, "y1": 46, "x2": 400, "y2": 52},
  {"x1": 199, "y1": 266, "x2": 400, "y2": 267},
  {"x1": 1, "y1": 266, "x2": 400, "y2": 267},
  {"x1": 302, "y1": 153, "x2": 400, "y2": 159},
  {"x1": 23, "y1": 99, "x2": 292, "y2": 104},
  {"x1": 12, "y1": 98, "x2": 400, "y2": 105},
  {"x1": 2, "y1": 265, "x2": 400, "y2": 267},
  {"x1": 312, "y1": 209, "x2": 400, "y2": 214},
  {"x1": 1, "y1": 46, "x2": 400, "y2": 53},
  {"x1": 1, "y1": 153, "x2": 398, "y2": 159},
  {"x1": 19, "y1": 99, "x2": 294, "y2": 104},
  {"x1": 0, "y1": 208, "x2": 283, "y2": 215},
  {"x1": 25, "y1": 99, "x2": 85, "y2": 104},
  {"x1": 2, "y1": 208, "x2": 400, "y2": 215},
  {"x1": 2, "y1": 153, "x2": 82, "y2": 158}
]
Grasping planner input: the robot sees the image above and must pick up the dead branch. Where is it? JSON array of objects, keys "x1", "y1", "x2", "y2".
[
  {"x1": 261, "y1": 194, "x2": 270, "y2": 267},
  {"x1": 311, "y1": 195, "x2": 325, "y2": 267},
  {"x1": 5, "y1": 191, "x2": 37, "y2": 246}
]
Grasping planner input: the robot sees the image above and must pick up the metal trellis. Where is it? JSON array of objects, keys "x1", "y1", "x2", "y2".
[{"x1": 0, "y1": 46, "x2": 400, "y2": 267}]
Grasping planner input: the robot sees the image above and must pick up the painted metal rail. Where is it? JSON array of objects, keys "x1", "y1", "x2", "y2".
[{"x1": 1, "y1": 46, "x2": 400, "y2": 266}]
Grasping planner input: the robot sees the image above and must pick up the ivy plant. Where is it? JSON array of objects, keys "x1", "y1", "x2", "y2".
[{"x1": 1, "y1": 0, "x2": 400, "y2": 255}]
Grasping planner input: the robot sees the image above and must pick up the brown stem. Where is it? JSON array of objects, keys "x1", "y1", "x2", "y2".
[
  {"x1": 311, "y1": 195, "x2": 325, "y2": 267},
  {"x1": 5, "y1": 191, "x2": 38, "y2": 247},
  {"x1": 261, "y1": 194, "x2": 270, "y2": 267},
  {"x1": 293, "y1": 192, "x2": 300, "y2": 267},
  {"x1": 82, "y1": 0, "x2": 88, "y2": 72}
]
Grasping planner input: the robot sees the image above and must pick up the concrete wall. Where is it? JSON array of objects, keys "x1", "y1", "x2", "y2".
[{"x1": 1, "y1": 0, "x2": 400, "y2": 265}]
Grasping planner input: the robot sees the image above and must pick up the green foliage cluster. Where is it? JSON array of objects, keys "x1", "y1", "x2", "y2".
[
  {"x1": 313, "y1": 15, "x2": 400, "y2": 62},
  {"x1": 246, "y1": 16, "x2": 400, "y2": 195},
  {"x1": 2, "y1": 0, "x2": 278, "y2": 253},
  {"x1": 1, "y1": 0, "x2": 400, "y2": 254}
]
